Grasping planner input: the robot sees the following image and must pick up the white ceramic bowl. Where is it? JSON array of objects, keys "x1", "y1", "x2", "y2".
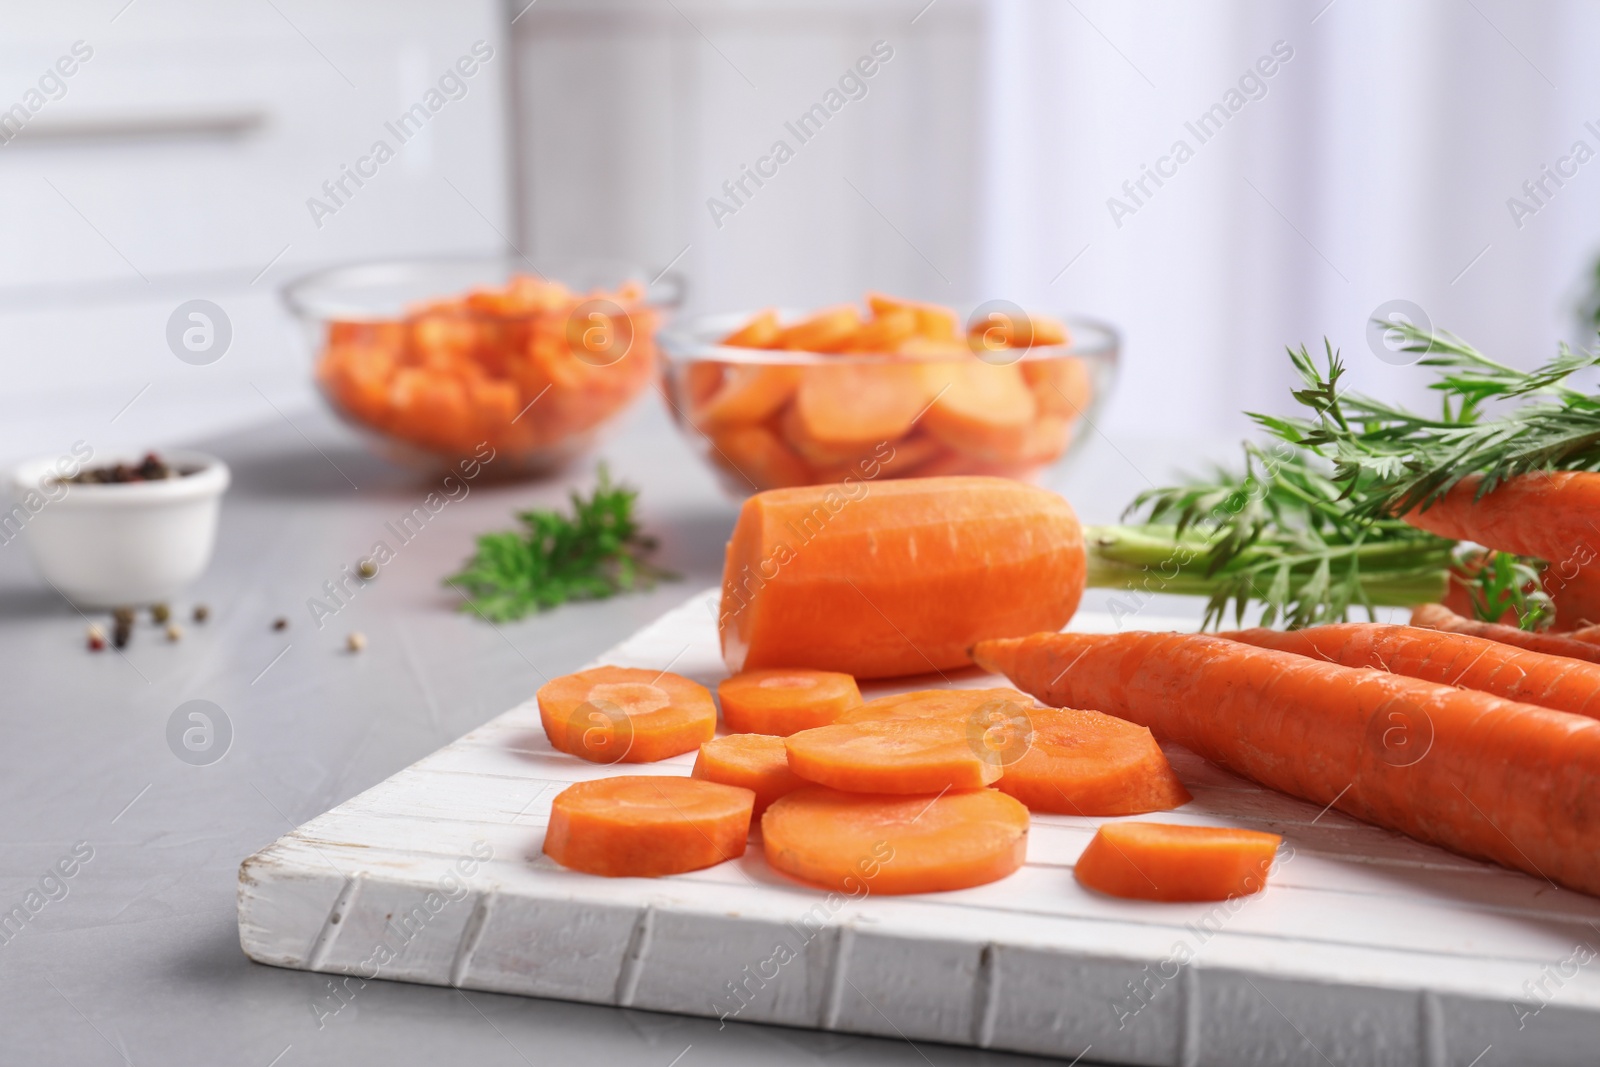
[{"x1": 8, "y1": 450, "x2": 230, "y2": 608}]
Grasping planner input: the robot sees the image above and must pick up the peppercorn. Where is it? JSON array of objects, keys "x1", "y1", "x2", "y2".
[
  {"x1": 151, "y1": 602, "x2": 171, "y2": 624},
  {"x1": 112, "y1": 618, "x2": 132, "y2": 649},
  {"x1": 165, "y1": 623, "x2": 183, "y2": 642},
  {"x1": 346, "y1": 631, "x2": 367, "y2": 653},
  {"x1": 112, "y1": 606, "x2": 135, "y2": 628},
  {"x1": 193, "y1": 604, "x2": 209, "y2": 623},
  {"x1": 357, "y1": 559, "x2": 378, "y2": 580},
  {"x1": 272, "y1": 617, "x2": 288, "y2": 631},
  {"x1": 87, "y1": 624, "x2": 106, "y2": 651}
]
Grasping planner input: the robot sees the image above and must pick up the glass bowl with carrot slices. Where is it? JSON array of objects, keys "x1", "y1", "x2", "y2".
[
  {"x1": 658, "y1": 293, "x2": 1118, "y2": 494},
  {"x1": 284, "y1": 258, "x2": 682, "y2": 477}
]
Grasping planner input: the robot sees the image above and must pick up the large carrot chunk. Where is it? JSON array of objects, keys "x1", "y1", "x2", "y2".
[
  {"x1": 762, "y1": 786, "x2": 1029, "y2": 894},
  {"x1": 917, "y1": 360, "x2": 1039, "y2": 463},
  {"x1": 784, "y1": 718, "x2": 1002, "y2": 793},
  {"x1": 791, "y1": 363, "x2": 932, "y2": 454},
  {"x1": 1074, "y1": 823, "x2": 1281, "y2": 902},
  {"x1": 537, "y1": 666, "x2": 717, "y2": 763},
  {"x1": 717, "y1": 669, "x2": 862, "y2": 735},
  {"x1": 998, "y1": 708, "x2": 1192, "y2": 816},
  {"x1": 691, "y1": 734, "x2": 806, "y2": 818},
  {"x1": 719, "y1": 477, "x2": 1086, "y2": 678},
  {"x1": 543, "y1": 776, "x2": 754, "y2": 877}
]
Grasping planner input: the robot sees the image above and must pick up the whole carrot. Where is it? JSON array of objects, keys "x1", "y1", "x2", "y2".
[
  {"x1": 1404, "y1": 471, "x2": 1600, "y2": 568},
  {"x1": 1223, "y1": 623, "x2": 1600, "y2": 720},
  {"x1": 973, "y1": 630, "x2": 1600, "y2": 896},
  {"x1": 1410, "y1": 603, "x2": 1600, "y2": 665}
]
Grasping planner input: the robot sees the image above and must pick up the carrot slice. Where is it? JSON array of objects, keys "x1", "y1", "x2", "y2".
[
  {"x1": 762, "y1": 786, "x2": 1028, "y2": 894},
  {"x1": 1025, "y1": 356, "x2": 1093, "y2": 417},
  {"x1": 721, "y1": 308, "x2": 782, "y2": 348},
  {"x1": 916, "y1": 360, "x2": 1039, "y2": 462},
  {"x1": 776, "y1": 305, "x2": 863, "y2": 353},
  {"x1": 1410, "y1": 603, "x2": 1600, "y2": 664},
  {"x1": 791, "y1": 363, "x2": 933, "y2": 453},
  {"x1": 721, "y1": 477, "x2": 1085, "y2": 678},
  {"x1": 692, "y1": 365, "x2": 801, "y2": 431},
  {"x1": 784, "y1": 718, "x2": 1002, "y2": 793},
  {"x1": 966, "y1": 310, "x2": 1069, "y2": 351},
  {"x1": 692, "y1": 734, "x2": 806, "y2": 818},
  {"x1": 542, "y1": 776, "x2": 754, "y2": 877},
  {"x1": 1075, "y1": 823, "x2": 1281, "y2": 902},
  {"x1": 708, "y1": 424, "x2": 811, "y2": 490},
  {"x1": 999, "y1": 707, "x2": 1192, "y2": 816},
  {"x1": 836, "y1": 687, "x2": 1034, "y2": 724},
  {"x1": 844, "y1": 307, "x2": 918, "y2": 353},
  {"x1": 717, "y1": 669, "x2": 862, "y2": 735},
  {"x1": 865, "y1": 292, "x2": 958, "y2": 342},
  {"x1": 537, "y1": 666, "x2": 717, "y2": 763}
]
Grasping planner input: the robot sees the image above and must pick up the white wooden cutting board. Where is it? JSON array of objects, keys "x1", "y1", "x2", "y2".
[{"x1": 238, "y1": 590, "x2": 1600, "y2": 1065}]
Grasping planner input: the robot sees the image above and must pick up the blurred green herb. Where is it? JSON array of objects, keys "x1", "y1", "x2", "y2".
[{"x1": 445, "y1": 466, "x2": 673, "y2": 622}]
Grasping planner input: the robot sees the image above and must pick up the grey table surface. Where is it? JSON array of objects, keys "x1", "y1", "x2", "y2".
[{"x1": 0, "y1": 395, "x2": 1211, "y2": 1067}]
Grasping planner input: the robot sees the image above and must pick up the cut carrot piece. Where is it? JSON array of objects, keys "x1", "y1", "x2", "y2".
[
  {"x1": 836, "y1": 687, "x2": 1034, "y2": 724},
  {"x1": 1075, "y1": 823, "x2": 1280, "y2": 902},
  {"x1": 998, "y1": 707, "x2": 1191, "y2": 815},
  {"x1": 543, "y1": 776, "x2": 754, "y2": 877},
  {"x1": 966, "y1": 310, "x2": 1068, "y2": 352},
  {"x1": 721, "y1": 308, "x2": 782, "y2": 348},
  {"x1": 798, "y1": 434, "x2": 946, "y2": 485},
  {"x1": 1410, "y1": 604, "x2": 1600, "y2": 664},
  {"x1": 776, "y1": 305, "x2": 863, "y2": 353},
  {"x1": 866, "y1": 292, "x2": 959, "y2": 342},
  {"x1": 785, "y1": 717, "x2": 1002, "y2": 793},
  {"x1": 792, "y1": 363, "x2": 933, "y2": 453},
  {"x1": 691, "y1": 365, "x2": 801, "y2": 431},
  {"x1": 844, "y1": 307, "x2": 918, "y2": 353},
  {"x1": 1025, "y1": 356, "x2": 1093, "y2": 417},
  {"x1": 708, "y1": 424, "x2": 811, "y2": 490},
  {"x1": 537, "y1": 666, "x2": 717, "y2": 763},
  {"x1": 763, "y1": 786, "x2": 1028, "y2": 894},
  {"x1": 720, "y1": 477, "x2": 1086, "y2": 678},
  {"x1": 917, "y1": 360, "x2": 1039, "y2": 462},
  {"x1": 717, "y1": 669, "x2": 862, "y2": 735},
  {"x1": 692, "y1": 734, "x2": 806, "y2": 818}
]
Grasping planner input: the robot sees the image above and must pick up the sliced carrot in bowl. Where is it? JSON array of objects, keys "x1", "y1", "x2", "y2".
[
  {"x1": 692, "y1": 365, "x2": 801, "y2": 431},
  {"x1": 1074, "y1": 822, "x2": 1281, "y2": 902},
  {"x1": 791, "y1": 363, "x2": 933, "y2": 455},
  {"x1": 917, "y1": 359, "x2": 1039, "y2": 463},
  {"x1": 692, "y1": 734, "x2": 806, "y2": 818},
  {"x1": 543, "y1": 776, "x2": 754, "y2": 877},
  {"x1": 537, "y1": 666, "x2": 717, "y2": 763},
  {"x1": 717, "y1": 669, "x2": 862, "y2": 735},
  {"x1": 776, "y1": 305, "x2": 863, "y2": 353},
  {"x1": 707, "y1": 424, "x2": 812, "y2": 490},
  {"x1": 721, "y1": 308, "x2": 782, "y2": 348}
]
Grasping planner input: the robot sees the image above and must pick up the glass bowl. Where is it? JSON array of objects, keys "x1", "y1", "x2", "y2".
[
  {"x1": 283, "y1": 257, "x2": 681, "y2": 477},
  {"x1": 659, "y1": 309, "x2": 1119, "y2": 495}
]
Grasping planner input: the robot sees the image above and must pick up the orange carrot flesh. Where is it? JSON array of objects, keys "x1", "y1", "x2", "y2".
[
  {"x1": 692, "y1": 365, "x2": 801, "y2": 431},
  {"x1": 998, "y1": 708, "x2": 1192, "y2": 816},
  {"x1": 974, "y1": 630, "x2": 1600, "y2": 895},
  {"x1": 1074, "y1": 823, "x2": 1281, "y2": 902},
  {"x1": 537, "y1": 667, "x2": 717, "y2": 763},
  {"x1": 836, "y1": 687, "x2": 1035, "y2": 724},
  {"x1": 719, "y1": 476, "x2": 1086, "y2": 679},
  {"x1": 784, "y1": 718, "x2": 1003, "y2": 793},
  {"x1": 542, "y1": 776, "x2": 754, "y2": 877},
  {"x1": 1404, "y1": 471, "x2": 1600, "y2": 565},
  {"x1": 717, "y1": 669, "x2": 862, "y2": 735},
  {"x1": 720, "y1": 308, "x2": 782, "y2": 348},
  {"x1": 761, "y1": 786, "x2": 1029, "y2": 894},
  {"x1": 1409, "y1": 603, "x2": 1600, "y2": 665},
  {"x1": 691, "y1": 734, "x2": 806, "y2": 818},
  {"x1": 916, "y1": 361, "x2": 1039, "y2": 462},
  {"x1": 1225, "y1": 622, "x2": 1600, "y2": 721}
]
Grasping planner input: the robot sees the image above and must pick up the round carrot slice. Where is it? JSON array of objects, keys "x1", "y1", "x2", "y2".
[
  {"x1": 785, "y1": 718, "x2": 1003, "y2": 793},
  {"x1": 996, "y1": 707, "x2": 1192, "y2": 816},
  {"x1": 836, "y1": 687, "x2": 1034, "y2": 724},
  {"x1": 537, "y1": 666, "x2": 716, "y2": 764},
  {"x1": 543, "y1": 776, "x2": 754, "y2": 877},
  {"x1": 718, "y1": 669, "x2": 862, "y2": 735},
  {"x1": 1074, "y1": 822, "x2": 1281, "y2": 902},
  {"x1": 691, "y1": 734, "x2": 806, "y2": 818},
  {"x1": 762, "y1": 787, "x2": 1029, "y2": 894}
]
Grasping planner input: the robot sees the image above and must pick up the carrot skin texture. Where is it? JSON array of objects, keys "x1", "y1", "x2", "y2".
[
  {"x1": 1410, "y1": 604, "x2": 1600, "y2": 665},
  {"x1": 974, "y1": 630, "x2": 1600, "y2": 896},
  {"x1": 719, "y1": 476, "x2": 1086, "y2": 679},
  {"x1": 1075, "y1": 823, "x2": 1281, "y2": 902},
  {"x1": 1404, "y1": 472, "x2": 1600, "y2": 566},
  {"x1": 1225, "y1": 623, "x2": 1600, "y2": 721}
]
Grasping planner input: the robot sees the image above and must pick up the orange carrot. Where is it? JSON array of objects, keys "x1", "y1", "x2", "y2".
[
  {"x1": 720, "y1": 476, "x2": 1085, "y2": 678},
  {"x1": 692, "y1": 365, "x2": 800, "y2": 431},
  {"x1": 708, "y1": 424, "x2": 811, "y2": 490},
  {"x1": 543, "y1": 776, "x2": 753, "y2": 877},
  {"x1": 974, "y1": 630, "x2": 1600, "y2": 895},
  {"x1": 762, "y1": 786, "x2": 1028, "y2": 894},
  {"x1": 865, "y1": 292, "x2": 959, "y2": 342},
  {"x1": 916, "y1": 361, "x2": 1039, "y2": 463},
  {"x1": 790, "y1": 363, "x2": 932, "y2": 455},
  {"x1": 1405, "y1": 471, "x2": 1600, "y2": 567},
  {"x1": 691, "y1": 734, "x2": 806, "y2": 818},
  {"x1": 1075, "y1": 823, "x2": 1281, "y2": 902},
  {"x1": 776, "y1": 305, "x2": 863, "y2": 353},
  {"x1": 1226, "y1": 622, "x2": 1600, "y2": 719},
  {"x1": 836, "y1": 687, "x2": 1035, "y2": 724},
  {"x1": 721, "y1": 308, "x2": 782, "y2": 348},
  {"x1": 997, "y1": 707, "x2": 1192, "y2": 816},
  {"x1": 717, "y1": 669, "x2": 862, "y2": 735},
  {"x1": 538, "y1": 666, "x2": 717, "y2": 763},
  {"x1": 1409, "y1": 603, "x2": 1600, "y2": 664},
  {"x1": 785, "y1": 718, "x2": 1003, "y2": 793}
]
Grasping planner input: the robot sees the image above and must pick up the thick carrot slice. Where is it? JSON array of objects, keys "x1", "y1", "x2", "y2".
[
  {"x1": 975, "y1": 630, "x2": 1600, "y2": 895},
  {"x1": 998, "y1": 707, "x2": 1192, "y2": 816},
  {"x1": 692, "y1": 734, "x2": 806, "y2": 818},
  {"x1": 717, "y1": 669, "x2": 862, "y2": 735},
  {"x1": 537, "y1": 666, "x2": 717, "y2": 763},
  {"x1": 865, "y1": 293, "x2": 958, "y2": 342},
  {"x1": 1025, "y1": 356, "x2": 1093, "y2": 417},
  {"x1": 1075, "y1": 823, "x2": 1280, "y2": 902},
  {"x1": 721, "y1": 308, "x2": 782, "y2": 348},
  {"x1": 791, "y1": 363, "x2": 933, "y2": 453},
  {"x1": 917, "y1": 360, "x2": 1039, "y2": 462},
  {"x1": 1226, "y1": 623, "x2": 1600, "y2": 719},
  {"x1": 836, "y1": 686, "x2": 1034, "y2": 724},
  {"x1": 692, "y1": 365, "x2": 801, "y2": 431},
  {"x1": 776, "y1": 305, "x2": 863, "y2": 353},
  {"x1": 798, "y1": 433, "x2": 947, "y2": 484},
  {"x1": 1404, "y1": 471, "x2": 1600, "y2": 565},
  {"x1": 1409, "y1": 603, "x2": 1600, "y2": 664},
  {"x1": 762, "y1": 786, "x2": 1028, "y2": 894},
  {"x1": 845, "y1": 307, "x2": 918, "y2": 353},
  {"x1": 966, "y1": 310, "x2": 1069, "y2": 351},
  {"x1": 543, "y1": 776, "x2": 753, "y2": 877},
  {"x1": 708, "y1": 424, "x2": 811, "y2": 490},
  {"x1": 785, "y1": 717, "x2": 1002, "y2": 793},
  {"x1": 720, "y1": 477, "x2": 1085, "y2": 678}
]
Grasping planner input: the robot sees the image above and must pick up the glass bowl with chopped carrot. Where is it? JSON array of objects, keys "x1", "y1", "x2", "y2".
[
  {"x1": 284, "y1": 258, "x2": 681, "y2": 477},
  {"x1": 658, "y1": 293, "x2": 1118, "y2": 494}
]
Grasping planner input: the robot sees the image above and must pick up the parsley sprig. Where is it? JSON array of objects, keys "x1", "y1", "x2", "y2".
[{"x1": 445, "y1": 466, "x2": 673, "y2": 622}]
